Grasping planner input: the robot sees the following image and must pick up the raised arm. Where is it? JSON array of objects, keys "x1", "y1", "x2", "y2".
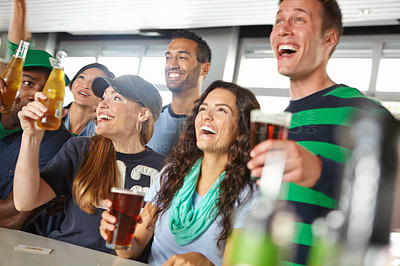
[
  {"x1": 9, "y1": 0, "x2": 31, "y2": 44},
  {"x1": 13, "y1": 92, "x2": 55, "y2": 211}
]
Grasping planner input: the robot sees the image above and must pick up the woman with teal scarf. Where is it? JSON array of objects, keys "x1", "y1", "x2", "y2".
[{"x1": 100, "y1": 80, "x2": 260, "y2": 265}]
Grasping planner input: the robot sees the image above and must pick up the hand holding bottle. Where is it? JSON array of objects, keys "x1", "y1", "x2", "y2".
[
  {"x1": 18, "y1": 91, "x2": 47, "y2": 135},
  {"x1": 0, "y1": 78, "x2": 7, "y2": 112},
  {"x1": 0, "y1": 40, "x2": 30, "y2": 114},
  {"x1": 36, "y1": 51, "x2": 67, "y2": 131}
]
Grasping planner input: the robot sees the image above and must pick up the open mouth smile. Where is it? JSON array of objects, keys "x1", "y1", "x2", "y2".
[
  {"x1": 78, "y1": 91, "x2": 90, "y2": 97},
  {"x1": 278, "y1": 44, "x2": 299, "y2": 56},
  {"x1": 199, "y1": 125, "x2": 217, "y2": 135},
  {"x1": 167, "y1": 72, "x2": 184, "y2": 80},
  {"x1": 98, "y1": 114, "x2": 114, "y2": 122}
]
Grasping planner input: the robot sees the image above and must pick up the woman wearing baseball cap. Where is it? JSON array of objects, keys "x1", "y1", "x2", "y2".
[
  {"x1": 12, "y1": 75, "x2": 166, "y2": 254},
  {"x1": 100, "y1": 80, "x2": 261, "y2": 265}
]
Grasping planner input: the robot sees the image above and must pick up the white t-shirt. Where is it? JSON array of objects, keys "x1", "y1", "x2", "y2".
[{"x1": 144, "y1": 171, "x2": 259, "y2": 265}]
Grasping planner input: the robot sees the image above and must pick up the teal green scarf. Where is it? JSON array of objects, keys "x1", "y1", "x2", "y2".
[{"x1": 169, "y1": 158, "x2": 226, "y2": 246}]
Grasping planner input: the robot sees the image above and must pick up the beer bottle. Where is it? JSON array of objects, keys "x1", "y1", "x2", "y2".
[
  {"x1": 230, "y1": 150, "x2": 295, "y2": 266},
  {"x1": 0, "y1": 40, "x2": 30, "y2": 114},
  {"x1": 37, "y1": 51, "x2": 67, "y2": 131},
  {"x1": 230, "y1": 200, "x2": 295, "y2": 266}
]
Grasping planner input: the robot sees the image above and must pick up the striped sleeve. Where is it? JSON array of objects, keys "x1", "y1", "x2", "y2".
[{"x1": 281, "y1": 85, "x2": 393, "y2": 265}]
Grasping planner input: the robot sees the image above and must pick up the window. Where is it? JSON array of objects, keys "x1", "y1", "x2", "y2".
[
  {"x1": 159, "y1": 91, "x2": 172, "y2": 106},
  {"x1": 237, "y1": 58, "x2": 289, "y2": 89},
  {"x1": 382, "y1": 101, "x2": 400, "y2": 119},
  {"x1": 237, "y1": 40, "x2": 375, "y2": 92},
  {"x1": 376, "y1": 41, "x2": 400, "y2": 92},
  {"x1": 61, "y1": 45, "x2": 97, "y2": 106},
  {"x1": 62, "y1": 44, "x2": 98, "y2": 81},
  {"x1": 97, "y1": 45, "x2": 141, "y2": 77},
  {"x1": 327, "y1": 58, "x2": 372, "y2": 91},
  {"x1": 58, "y1": 40, "x2": 170, "y2": 106},
  {"x1": 98, "y1": 57, "x2": 140, "y2": 77},
  {"x1": 235, "y1": 40, "x2": 290, "y2": 111},
  {"x1": 236, "y1": 42, "x2": 289, "y2": 89},
  {"x1": 139, "y1": 45, "x2": 167, "y2": 85},
  {"x1": 64, "y1": 57, "x2": 97, "y2": 81},
  {"x1": 328, "y1": 42, "x2": 373, "y2": 91},
  {"x1": 256, "y1": 96, "x2": 290, "y2": 112},
  {"x1": 235, "y1": 35, "x2": 400, "y2": 109}
]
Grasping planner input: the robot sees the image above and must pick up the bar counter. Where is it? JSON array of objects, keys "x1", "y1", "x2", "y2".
[{"x1": 0, "y1": 227, "x2": 147, "y2": 266}]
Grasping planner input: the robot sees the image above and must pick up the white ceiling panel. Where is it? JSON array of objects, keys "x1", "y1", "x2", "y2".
[{"x1": 0, "y1": 0, "x2": 398, "y2": 35}]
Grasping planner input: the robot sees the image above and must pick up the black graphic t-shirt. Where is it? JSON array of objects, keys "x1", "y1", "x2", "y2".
[{"x1": 41, "y1": 137, "x2": 166, "y2": 253}]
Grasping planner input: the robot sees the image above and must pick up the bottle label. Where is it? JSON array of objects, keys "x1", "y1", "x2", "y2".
[
  {"x1": 49, "y1": 57, "x2": 57, "y2": 68},
  {"x1": 55, "y1": 101, "x2": 63, "y2": 119}
]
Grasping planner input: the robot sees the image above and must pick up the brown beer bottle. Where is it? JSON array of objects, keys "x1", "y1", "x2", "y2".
[
  {"x1": 0, "y1": 40, "x2": 30, "y2": 114},
  {"x1": 37, "y1": 51, "x2": 67, "y2": 131}
]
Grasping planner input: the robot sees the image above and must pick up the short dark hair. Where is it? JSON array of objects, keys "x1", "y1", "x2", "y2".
[
  {"x1": 69, "y1": 63, "x2": 115, "y2": 88},
  {"x1": 171, "y1": 30, "x2": 212, "y2": 64},
  {"x1": 23, "y1": 66, "x2": 52, "y2": 80},
  {"x1": 279, "y1": 0, "x2": 343, "y2": 38}
]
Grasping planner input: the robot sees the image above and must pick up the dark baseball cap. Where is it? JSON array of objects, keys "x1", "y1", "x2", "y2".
[
  {"x1": 23, "y1": 49, "x2": 70, "y2": 85},
  {"x1": 91, "y1": 75, "x2": 162, "y2": 122}
]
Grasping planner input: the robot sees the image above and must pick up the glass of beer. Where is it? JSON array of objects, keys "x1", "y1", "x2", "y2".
[
  {"x1": 105, "y1": 187, "x2": 145, "y2": 250},
  {"x1": 250, "y1": 109, "x2": 292, "y2": 149}
]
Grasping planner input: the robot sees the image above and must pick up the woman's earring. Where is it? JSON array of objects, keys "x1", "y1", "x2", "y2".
[{"x1": 136, "y1": 121, "x2": 142, "y2": 132}]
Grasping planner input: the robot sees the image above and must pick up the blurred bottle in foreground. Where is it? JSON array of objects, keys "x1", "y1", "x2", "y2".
[
  {"x1": 0, "y1": 40, "x2": 30, "y2": 114},
  {"x1": 308, "y1": 113, "x2": 400, "y2": 266},
  {"x1": 230, "y1": 150, "x2": 296, "y2": 266},
  {"x1": 230, "y1": 200, "x2": 295, "y2": 266},
  {"x1": 37, "y1": 51, "x2": 67, "y2": 130}
]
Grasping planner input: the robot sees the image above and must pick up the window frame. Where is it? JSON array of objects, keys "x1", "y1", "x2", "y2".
[
  {"x1": 58, "y1": 39, "x2": 170, "y2": 92},
  {"x1": 234, "y1": 34, "x2": 400, "y2": 101}
]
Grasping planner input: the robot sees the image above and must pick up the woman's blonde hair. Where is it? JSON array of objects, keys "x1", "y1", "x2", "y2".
[
  {"x1": 72, "y1": 135, "x2": 118, "y2": 214},
  {"x1": 139, "y1": 110, "x2": 155, "y2": 146}
]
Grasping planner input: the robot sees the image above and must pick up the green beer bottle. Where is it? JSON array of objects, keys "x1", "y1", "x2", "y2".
[{"x1": 230, "y1": 201, "x2": 295, "y2": 266}]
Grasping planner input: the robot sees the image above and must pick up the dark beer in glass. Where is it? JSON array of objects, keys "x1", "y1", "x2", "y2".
[
  {"x1": 250, "y1": 110, "x2": 292, "y2": 149},
  {"x1": 106, "y1": 188, "x2": 144, "y2": 250}
]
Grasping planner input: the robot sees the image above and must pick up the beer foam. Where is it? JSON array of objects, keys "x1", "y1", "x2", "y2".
[
  {"x1": 250, "y1": 109, "x2": 292, "y2": 128},
  {"x1": 111, "y1": 187, "x2": 145, "y2": 197}
]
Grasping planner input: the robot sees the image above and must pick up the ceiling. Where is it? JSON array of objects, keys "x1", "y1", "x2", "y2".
[{"x1": 0, "y1": 0, "x2": 399, "y2": 35}]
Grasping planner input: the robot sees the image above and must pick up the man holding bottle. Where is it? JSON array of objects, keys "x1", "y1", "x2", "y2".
[{"x1": 0, "y1": 0, "x2": 71, "y2": 235}]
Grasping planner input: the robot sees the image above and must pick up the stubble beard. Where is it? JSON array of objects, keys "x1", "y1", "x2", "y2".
[
  {"x1": 166, "y1": 62, "x2": 203, "y2": 94},
  {"x1": 167, "y1": 81, "x2": 186, "y2": 94},
  {"x1": 168, "y1": 67, "x2": 202, "y2": 95}
]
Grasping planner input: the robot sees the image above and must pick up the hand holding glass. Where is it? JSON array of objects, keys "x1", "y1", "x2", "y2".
[{"x1": 105, "y1": 187, "x2": 144, "y2": 250}]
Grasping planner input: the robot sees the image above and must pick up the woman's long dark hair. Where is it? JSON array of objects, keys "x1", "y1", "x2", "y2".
[{"x1": 150, "y1": 80, "x2": 260, "y2": 247}]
